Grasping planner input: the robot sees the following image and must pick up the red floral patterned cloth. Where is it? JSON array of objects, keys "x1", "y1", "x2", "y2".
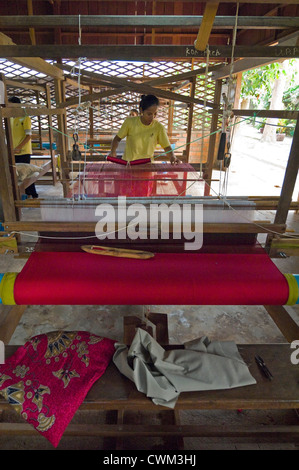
[{"x1": 0, "y1": 331, "x2": 116, "y2": 447}]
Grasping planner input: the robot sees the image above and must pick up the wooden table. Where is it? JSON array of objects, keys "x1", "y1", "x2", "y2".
[{"x1": 1, "y1": 343, "x2": 299, "y2": 447}]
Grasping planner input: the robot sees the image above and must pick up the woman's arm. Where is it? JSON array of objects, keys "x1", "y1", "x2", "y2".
[
  {"x1": 14, "y1": 135, "x2": 31, "y2": 154},
  {"x1": 110, "y1": 135, "x2": 122, "y2": 157},
  {"x1": 164, "y1": 145, "x2": 181, "y2": 165}
]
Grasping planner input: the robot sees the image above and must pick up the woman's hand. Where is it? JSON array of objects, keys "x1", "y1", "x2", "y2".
[
  {"x1": 110, "y1": 135, "x2": 121, "y2": 157},
  {"x1": 170, "y1": 154, "x2": 181, "y2": 165}
]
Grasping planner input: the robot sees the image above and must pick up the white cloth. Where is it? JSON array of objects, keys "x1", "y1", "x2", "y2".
[{"x1": 113, "y1": 328, "x2": 256, "y2": 408}]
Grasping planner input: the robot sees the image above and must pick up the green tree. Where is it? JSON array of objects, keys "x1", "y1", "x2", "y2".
[
  {"x1": 241, "y1": 62, "x2": 285, "y2": 109},
  {"x1": 240, "y1": 59, "x2": 299, "y2": 142}
]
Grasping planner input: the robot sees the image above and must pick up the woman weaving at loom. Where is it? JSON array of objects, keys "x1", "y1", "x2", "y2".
[{"x1": 109, "y1": 94, "x2": 181, "y2": 165}]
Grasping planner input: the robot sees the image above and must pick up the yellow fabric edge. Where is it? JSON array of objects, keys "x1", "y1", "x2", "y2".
[
  {"x1": 284, "y1": 273, "x2": 299, "y2": 306},
  {"x1": 0, "y1": 272, "x2": 17, "y2": 305}
]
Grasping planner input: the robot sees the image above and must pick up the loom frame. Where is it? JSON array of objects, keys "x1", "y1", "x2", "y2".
[{"x1": 0, "y1": 15, "x2": 299, "y2": 448}]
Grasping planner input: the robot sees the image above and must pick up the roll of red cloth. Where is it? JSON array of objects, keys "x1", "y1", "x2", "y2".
[
  {"x1": 13, "y1": 251, "x2": 290, "y2": 306},
  {"x1": 106, "y1": 155, "x2": 151, "y2": 165}
]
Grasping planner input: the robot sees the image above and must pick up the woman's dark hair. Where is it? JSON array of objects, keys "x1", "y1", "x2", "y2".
[
  {"x1": 8, "y1": 96, "x2": 21, "y2": 103},
  {"x1": 139, "y1": 94, "x2": 159, "y2": 112}
]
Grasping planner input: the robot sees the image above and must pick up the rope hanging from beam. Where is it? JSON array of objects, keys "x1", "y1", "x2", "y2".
[{"x1": 217, "y1": 2, "x2": 239, "y2": 198}]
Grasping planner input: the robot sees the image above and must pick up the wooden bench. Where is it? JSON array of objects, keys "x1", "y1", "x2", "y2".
[{"x1": 1, "y1": 343, "x2": 299, "y2": 447}]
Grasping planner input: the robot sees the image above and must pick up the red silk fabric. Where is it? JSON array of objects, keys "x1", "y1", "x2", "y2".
[
  {"x1": 0, "y1": 331, "x2": 115, "y2": 447},
  {"x1": 14, "y1": 251, "x2": 289, "y2": 305},
  {"x1": 69, "y1": 162, "x2": 193, "y2": 197}
]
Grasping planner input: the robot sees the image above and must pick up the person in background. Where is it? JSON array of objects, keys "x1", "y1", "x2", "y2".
[
  {"x1": 8, "y1": 96, "x2": 38, "y2": 198},
  {"x1": 110, "y1": 94, "x2": 180, "y2": 165},
  {"x1": 129, "y1": 108, "x2": 139, "y2": 117}
]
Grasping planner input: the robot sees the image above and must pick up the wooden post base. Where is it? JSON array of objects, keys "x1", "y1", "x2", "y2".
[{"x1": 123, "y1": 312, "x2": 169, "y2": 345}]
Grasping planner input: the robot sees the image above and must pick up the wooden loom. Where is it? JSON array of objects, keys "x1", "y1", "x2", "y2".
[{"x1": 1, "y1": 20, "x2": 299, "y2": 448}]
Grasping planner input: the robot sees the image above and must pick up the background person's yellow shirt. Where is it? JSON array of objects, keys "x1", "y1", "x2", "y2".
[
  {"x1": 10, "y1": 116, "x2": 32, "y2": 155},
  {"x1": 117, "y1": 116, "x2": 171, "y2": 162}
]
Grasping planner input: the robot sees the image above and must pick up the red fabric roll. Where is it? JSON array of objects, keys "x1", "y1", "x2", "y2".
[
  {"x1": 106, "y1": 155, "x2": 128, "y2": 165},
  {"x1": 130, "y1": 158, "x2": 152, "y2": 165},
  {"x1": 13, "y1": 251, "x2": 289, "y2": 305},
  {"x1": 106, "y1": 156, "x2": 151, "y2": 165}
]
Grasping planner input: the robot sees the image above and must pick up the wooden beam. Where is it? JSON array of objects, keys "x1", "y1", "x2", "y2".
[
  {"x1": 264, "y1": 305, "x2": 299, "y2": 343},
  {"x1": 211, "y1": 58, "x2": 279, "y2": 79},
  {"x1": 138, "y1": 64, "x2": 221, "y2": 87},
  {"x1": 1, "y1": 0, "x2": 296, "y2": 4},
  {"x1": 210, "y1": 109, "x2": 299, "y2": 120},
  {"x1": 1, "y1": 106, "x2": 66, "y2": 118},
  {"x1": 1, "y1": 45, "x2": 299, "y2": 60},
  {"x1": 1, "y1": 15, "x2": 298, "y2": 29},
  {"x1": 3, "y1": 221, "x2": 286, "y2": 234},
  {"x1": 194, "y1": 3, "x2": 219, "y2": 51},
  {"x1": 18, "y1": 160, "x2": 53, "y2": 194},
  {"x1": 0, "y1": 32, "x2": 63, "y2": 80},
  {"x1": 211, "y1": 31, "x2": 299, "y2": 79},
  {"x1": 5, "y1": 79, "x2": 45, "y2": 93}
]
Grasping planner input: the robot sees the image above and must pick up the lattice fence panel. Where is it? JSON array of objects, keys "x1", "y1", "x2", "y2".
[
  {"x1": 1, "y1": 59, "x2": 57, "y2": 134},
  {"x1": 193, "y1": 68, "x2": 217, "y2": 132},
  {"x1": 1, "y1": 58, "x2": 221, "y2": 147}
]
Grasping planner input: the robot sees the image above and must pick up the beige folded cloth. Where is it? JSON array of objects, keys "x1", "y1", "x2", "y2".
[{"x1": 113, "y1": 328, "x2": 256, "y2": 408}]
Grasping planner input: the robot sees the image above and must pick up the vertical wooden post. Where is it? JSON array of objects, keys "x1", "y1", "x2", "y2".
[
  {"x1": 151, "y1": 1, "x2": 156, "y2": 45},
  {"x1": 274, "y1": 117, "x2": 299, "y2": 224},
  {"x1": 204, "y1": 78, "x2": 222, "y2": 196},
  {"x1": 266, "y1": 117, "x2": 299, "y2": 249},
  {"x1": 185, "y1": 77, "x2": 196, "y2": 162},
  {"x1": 231, "y1": 72, "x2": 243, "y2": 141},
  {"x1": 27, "y1": 0, "x2": 36, "y2": 46},
  {"x1": 5, "y1": 111, "x2": 21, "y2": 206},
  {"x1": 167, "y1": 100, "x2": 174, "y2": 136},
  {"x1": 0, "y1": 107, "x2": 17, "y2": 223},
  {"x1": 35, "y1": 90, "x2": 43, "y2": 150},
  {"x1": 0, "y1": 305, "x2": 27, "y2": 344},
  {"x1": 54, "y1": 77, "x2": 69, "y2": 196}
]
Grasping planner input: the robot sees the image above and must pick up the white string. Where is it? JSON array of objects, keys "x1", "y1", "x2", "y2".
[
  {"x1": 170, "y1": 168, "x2": 299, "y2": 239},
  {"x1": 219, "y1": 2, "x2": 239, "y2": 198},
  {"x1": 228, "y1": 3, "x2": 239, "y2": 86},
  {"x1": 9, "y1": 219, "x2": 140, "y2": 241},
  {"x1": 200, "y1": 45, "x2": 210, "y2": 178},
  {"x1": 69, "y1": 18, "x2": 84, "y2": 201},
  {"x1": 81, "y1": 106, "x2": 89, "y2": 200},
  {"x1": 9, "y1": 155, "x2": 299, "y2": 244},
  {"x1": 78, "y1": 14, "x2": 82, "y2": 46}
]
